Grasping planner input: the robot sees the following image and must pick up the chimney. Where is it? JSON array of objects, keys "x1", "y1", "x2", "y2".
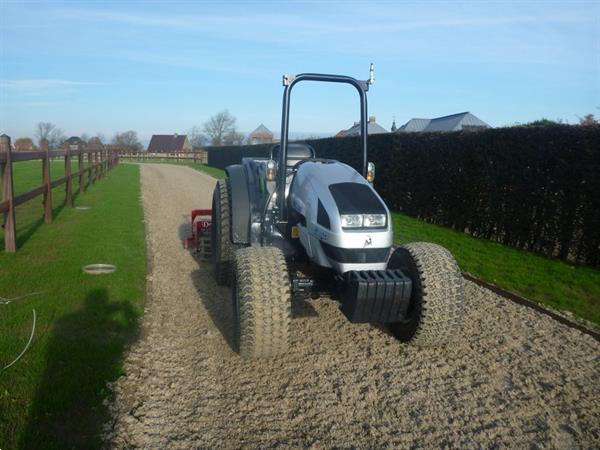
[
  {"x1": 369, "y1": 116, "x2": 376, "y2": 123},
  {"x1": 353, "y1": 121, "x2": 359, "y2": 126},
  {"x1": 174, "y1": 132, "x2": 178, "y2": 138}
]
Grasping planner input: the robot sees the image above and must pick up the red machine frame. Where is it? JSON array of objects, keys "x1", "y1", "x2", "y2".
[{"x1": 184, "y1": 209, "x2": 212, "y2": 257}]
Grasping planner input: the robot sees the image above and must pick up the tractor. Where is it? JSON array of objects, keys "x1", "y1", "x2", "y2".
[{"x1": 210, "y1": 66, "x2": 465, "y2": 357}]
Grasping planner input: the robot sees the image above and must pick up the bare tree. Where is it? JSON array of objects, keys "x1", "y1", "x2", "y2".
[
  {"x1": 223, "y1": 129, "x2": 245, "y2": 145},
  {"x1": 95, "y1": 132, "x2": 106, "y2": 144},
  {"x1": 87, "y1": 136, "x2": 103, "y2": 150},
  {"x1": 35, "y1": 122, "x2": 66, "y2": 149},
  {"x1": 579, "y1": 114, "x2": 599, "y2": 126},
  {"x1": 203, "y1": 110, "x2": 239, "y2": 146},
  {"x1": 188, "y1": 126, "x2": 208, "y2": 147},
  {"x1": 112, "y1": 130, "x2": 143, "y2": 153}
]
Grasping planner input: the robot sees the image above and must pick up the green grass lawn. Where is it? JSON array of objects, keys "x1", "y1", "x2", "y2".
[
  {"x1": 0, "y1": 163, "x2": 146, "y2": 449},
  {"x1": 392, "y1": 213, "x2": 600, "y2": 327},
  {"x1": 123, "y1": 157, "x2": 226, "y2": 179}
]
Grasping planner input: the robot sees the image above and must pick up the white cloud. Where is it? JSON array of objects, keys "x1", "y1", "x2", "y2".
[{"x1": 0, "y1": 79, "x2": 109, "y2": 90}]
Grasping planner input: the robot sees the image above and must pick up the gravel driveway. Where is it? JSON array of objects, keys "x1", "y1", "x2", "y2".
[{"x1": 104, "y1": 163, "x2": 599, "y2": 448}]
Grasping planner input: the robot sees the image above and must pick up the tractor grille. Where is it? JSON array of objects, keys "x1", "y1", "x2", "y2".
[{"x1": 321, "y1": 242, "x2": 390, "y2": 264}]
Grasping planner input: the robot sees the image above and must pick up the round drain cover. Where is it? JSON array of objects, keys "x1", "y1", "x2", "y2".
[{"x1": 83, "y1": 264, "x2": 117, "y2": 274}]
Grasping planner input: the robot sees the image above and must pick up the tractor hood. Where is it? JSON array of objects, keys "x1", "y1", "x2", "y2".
[{"x1": 289, "y1": 160, "x2": 393, "y2": 273}]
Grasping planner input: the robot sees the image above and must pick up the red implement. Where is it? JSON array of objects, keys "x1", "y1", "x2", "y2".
[{"x1": 184, "y1": 209, "x2": 212, "y2": 258}]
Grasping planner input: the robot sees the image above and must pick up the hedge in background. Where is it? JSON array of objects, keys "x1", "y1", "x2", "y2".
[{"x1": 206, "y1": 125, "x2": 600, "y2": 266}]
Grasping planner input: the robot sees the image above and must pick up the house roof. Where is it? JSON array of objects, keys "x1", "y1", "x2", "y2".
[
  {"x1": 147, "y1": 134, "x2": 188, "y2": 152},
  {"x1": 338, "y1": 119, "x2": 388, "y2": 137},
  {"x1": 397, "y1": 112, "x2": 490, "y2": 133},
  {"x1": 249, "y1": 124, "x2": 273, "y2": 137},
  {"x1": 64, "y1": 136, "x2": 83, "y2": 145},
  {"x1": 397, "y1": 118, "x2": 431, "y2": 132}
]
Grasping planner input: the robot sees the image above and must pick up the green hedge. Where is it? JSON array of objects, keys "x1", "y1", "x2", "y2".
[{"x1": 206, "y1": 125, "x2": 600, "y2": 266}]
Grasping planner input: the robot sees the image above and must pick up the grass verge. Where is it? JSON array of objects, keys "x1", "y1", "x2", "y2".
[
  {"x1": 0, "y1": 163, "x2": 146, "y2": 449},
  {"x1": 393, "y1": 213, "x2": 600, "y2": 327},
  {"x1": 123, "y1": 158, "x2": 225, "y2": 179}
]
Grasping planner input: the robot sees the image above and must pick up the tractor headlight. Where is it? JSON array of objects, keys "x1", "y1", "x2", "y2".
[
  {"x1": 340, "y1": 214, "x2": 363, "y2": 228},
  {"x1": 363, "y1": 214, "x2": 386, "y2": 227},
  {"x1": 266, "y1": 160, "x2": 277, "y2": 181},
  {"x1": 340, "y1": 214, "x2": 387, "y2": 229},
  {"x1": 366, "y1": 162, "x2": 375, "y2": 183}
]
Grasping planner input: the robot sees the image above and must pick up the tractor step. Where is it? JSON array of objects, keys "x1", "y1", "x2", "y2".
[{"x1": 340, "y1": 269, "x2": 412, "y2": 323}]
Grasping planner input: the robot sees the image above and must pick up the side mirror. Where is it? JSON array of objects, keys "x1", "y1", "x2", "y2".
[
  {"x1": 366, "y1": 162, "x2": 375, "y2": 183},
  {"x1": 266, "y1": 159, "x2": 277, "y2": 181}
]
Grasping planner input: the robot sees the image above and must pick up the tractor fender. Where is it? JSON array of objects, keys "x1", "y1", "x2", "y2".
[{"x1": 225, "y1": 164, "x2": 251, "y2": 244}]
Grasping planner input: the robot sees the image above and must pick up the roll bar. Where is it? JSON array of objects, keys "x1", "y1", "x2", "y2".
[{"x1": 277, "y1": 67, "x2": 374, "y2": 221}]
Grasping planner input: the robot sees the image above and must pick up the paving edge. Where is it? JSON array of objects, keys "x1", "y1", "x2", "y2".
[{"x1": 462, "y1": 272, "x2": 600, "y2": 342}]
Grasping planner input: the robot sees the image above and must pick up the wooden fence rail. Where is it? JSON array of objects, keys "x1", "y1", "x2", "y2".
[
  {"x1": 0, "y1": 134, "x2": 119, "y2": 252},
  {"x1": 119, "y1": 151, "x2": 208, "y2": 164}
]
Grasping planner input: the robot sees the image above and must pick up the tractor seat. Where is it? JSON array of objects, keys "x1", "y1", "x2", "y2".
[{"x1": 270, "y1": 143, "x2": 316, "y2": 169}]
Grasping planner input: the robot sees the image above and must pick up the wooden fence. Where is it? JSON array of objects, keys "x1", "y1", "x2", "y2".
[
  {"x1": 119, "y1": 151, "x2": 208, "y2": 164},
  {"x1": 0, "y1": 134, "x2": 119, "y2": 252}
]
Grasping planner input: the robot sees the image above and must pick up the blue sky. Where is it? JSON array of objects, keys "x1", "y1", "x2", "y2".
[{"x1": 1, "y1": 0, "x2": 599, "y2": 143}]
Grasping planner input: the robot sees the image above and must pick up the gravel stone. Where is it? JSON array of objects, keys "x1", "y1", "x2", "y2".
[{"x1": 103, "y1": 163, "x2": 600, "y2": 449}]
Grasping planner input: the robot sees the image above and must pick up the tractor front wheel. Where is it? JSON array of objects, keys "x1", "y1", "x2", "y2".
[
  {"x1": 232, "y1": 247, "x2": 291, "y2": 358},
  {"x1": 388, "y1": 242, "x2": 464, "y2": 346}
]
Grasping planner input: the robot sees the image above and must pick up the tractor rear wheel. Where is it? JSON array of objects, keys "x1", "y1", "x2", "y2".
[
  {"x1": 388, "y1": 242, "x2": 464, "y2": 346},
  {"x1": 232, "y1": 247, "x2": 291, "y2": 358},
  {"x1": 211, "y1": 179, "x2": 234, "y2": 286}
]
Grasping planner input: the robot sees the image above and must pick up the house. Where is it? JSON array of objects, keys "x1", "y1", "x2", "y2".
[
  {"x1": 147, "y1": 134, "x2": 192, "y2": 153},
  {"x1": 396, "y1": 112, "x2": 490, "y2": 133},
  {"x1": 63, "y1": 136, "x2": 85, "y2": 150},
  {"x1": 336, "y1": 116, "x2": 388, "y2": 137},
  {"x1": 14, "y1": 137, "x2": 36, "y2": 151},
  {"x1": 248, "y1": 124, "x2": 274, "y2": 145}
]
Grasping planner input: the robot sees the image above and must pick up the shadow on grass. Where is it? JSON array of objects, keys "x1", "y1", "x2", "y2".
[{"x1": 19, "y1": 288, "x2": 139, "y2": 449}]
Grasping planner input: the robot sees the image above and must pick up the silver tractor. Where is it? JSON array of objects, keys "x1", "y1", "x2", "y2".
[{"x1": 211, "y1": 66, "x2": 465, "y2": 357}]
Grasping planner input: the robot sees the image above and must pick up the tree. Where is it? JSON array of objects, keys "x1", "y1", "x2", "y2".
[
  {"x1": 87, "y1": 136, "x2": 103, "y2": 150},
  {"x1": 223, "y1": 130, "x2": 245, "y2": 145},
  {"x1": 188, "y1": 126, "x2": 208, "y2": 147},
  {"x1": 35, "y1": 122, "x2": 66, "y2": 149},
  {"x1": 579, "y1": 114, "x2": 599, "y2": 127},
  {"x1": 14, "y1": 137, "x2": 36, "y2": 151},
  {"x1": 524, "y1": 118, "x2": 559, "y2": 127},
  {"x1": 112, "y1": 130, "x2": 143, "y2": 153},
  {"x1": 203, "y1": 110, "x2": 239, "y2": 146}
]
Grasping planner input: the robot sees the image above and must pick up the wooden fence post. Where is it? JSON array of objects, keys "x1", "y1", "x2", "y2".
[
  {"x1": 95, "y1": 150, "x2": 99, "y2": 181},
  {"x1": 87, "y1": 150, "x2": 94, "y2": 187},
  {"x1": 1, "y1": 135, "x2": 16, "y2": 252},
  {"x1": 41, "y1": 139, "x2": 52, "y2": 224},
  {"x1": 78, "y1": 143, "x2": 84, "y2": 193},
  {"x1": 65, "y1": 144, "x2": 73, "y2": 207}
]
